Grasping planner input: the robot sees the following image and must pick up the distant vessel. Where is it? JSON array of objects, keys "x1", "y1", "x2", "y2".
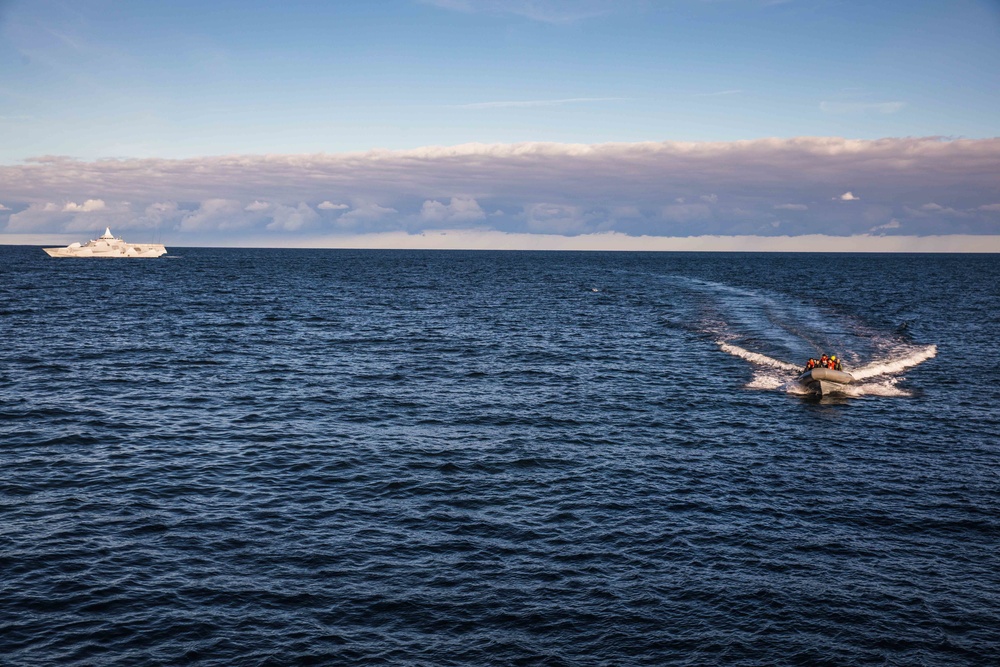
[
  {"x1": 796, "y1": 367, "x2": 855, "y2": 396},
  {"x1": 43, "y1": 227, "x2": 167, "y2": 258}
]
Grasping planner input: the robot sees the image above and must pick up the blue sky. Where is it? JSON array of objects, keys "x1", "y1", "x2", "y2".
[{"x1": 1, "y1": 0, "x2": 999, "y2": 248}]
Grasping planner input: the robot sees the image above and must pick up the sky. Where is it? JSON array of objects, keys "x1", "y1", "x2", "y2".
[{"x1": 1, "y1": 0, "x2": 999, "y2": 250}]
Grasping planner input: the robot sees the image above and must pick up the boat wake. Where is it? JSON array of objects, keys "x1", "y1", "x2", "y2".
[
  {"x1": 850, "y1": 345, "x2": 938, "y2": 380},
  {"x1": 719, "y1": 341, "x2": 935, "y2": 398},
  {"x1": 717, "y1": 342, "x2": 799, "y2": 373},
  {"x1": 658, "y1": 276, "x2": 938, "y2": 399}
]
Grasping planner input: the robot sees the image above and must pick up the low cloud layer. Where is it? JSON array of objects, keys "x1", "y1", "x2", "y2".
[{"x1": 2, "y1": 137, "x2": 999, "y2": 247}]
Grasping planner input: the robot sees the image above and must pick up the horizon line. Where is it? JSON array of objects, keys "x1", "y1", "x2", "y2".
[{"x1": 5, "y1": 231, "x2": 1000, "y2": 253}]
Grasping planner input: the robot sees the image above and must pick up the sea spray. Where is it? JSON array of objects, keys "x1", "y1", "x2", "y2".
[{"x1": 845, "y1": 378, "x2": 912, "y2": 398}]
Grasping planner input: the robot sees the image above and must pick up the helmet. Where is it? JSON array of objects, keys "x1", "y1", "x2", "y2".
[{"x1": 831, "y1": 355, "x2": 837, "y2": 360}]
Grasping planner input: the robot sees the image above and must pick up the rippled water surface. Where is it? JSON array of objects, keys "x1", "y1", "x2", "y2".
[{"x1": 2, "y1": 247, "x2": 999, "y2": 665}]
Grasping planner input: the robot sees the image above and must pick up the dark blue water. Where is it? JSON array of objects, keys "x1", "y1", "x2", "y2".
[{"x1": 2, "y1": 247, "x2": 998, "y2": 666}]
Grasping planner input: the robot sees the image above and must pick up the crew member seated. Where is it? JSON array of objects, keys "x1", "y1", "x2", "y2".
[{"x1": 804, "y1": 354, "x2": 843, "y2": 372}]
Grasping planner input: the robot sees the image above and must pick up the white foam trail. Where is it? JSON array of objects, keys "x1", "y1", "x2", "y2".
[
  {"x1": 846, "y1": 379, "x2": 912, "y2": 398},
  {"x1": 745, "y1": 372, "x2": 812, "y2": 394},
  {"x1": 717, "y1": 341, "x2": 800, "y2": 372},
  {"x1": 745, "y1": 373, "x2": 788, "y2": 390},
  {"x1": 722, "y1": 340, "x2": 929, "y2": 398},
  {"x1": 851, "y1": 344, "x2": 937, "y2": 380}
]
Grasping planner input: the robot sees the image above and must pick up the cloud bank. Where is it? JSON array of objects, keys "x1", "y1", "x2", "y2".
[{"x1": 2, "y1": 137, "x2": 999, "y2": 249}]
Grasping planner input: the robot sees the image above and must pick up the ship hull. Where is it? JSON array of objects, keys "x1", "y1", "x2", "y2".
[
  {"x1": 43, "y1": 245, "x2": 167, "y2": 258},
  {"x1": 43, "y1": 228, "x2": 166, "y2": 258}
]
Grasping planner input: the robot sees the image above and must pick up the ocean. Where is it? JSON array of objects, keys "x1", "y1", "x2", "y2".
[{"x1": 2, "y1": 246, "x2": 998, "y2": 665}]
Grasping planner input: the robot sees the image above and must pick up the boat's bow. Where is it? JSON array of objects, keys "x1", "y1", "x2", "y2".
[{"x1": 797, "y1": 367, "x2": 855, "y2": 396}]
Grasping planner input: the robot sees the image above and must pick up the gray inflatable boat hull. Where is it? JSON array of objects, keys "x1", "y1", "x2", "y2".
[{"x1": 797, "y1": 367, "x2": 855, "y2": 396}]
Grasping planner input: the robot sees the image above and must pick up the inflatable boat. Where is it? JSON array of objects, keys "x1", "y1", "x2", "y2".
[{"x1": 796, "y1": 367, "x2": 855, "y2": 396}]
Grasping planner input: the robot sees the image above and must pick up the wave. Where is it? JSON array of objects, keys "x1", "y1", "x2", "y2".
[
  {"x1": 716, "y1": 342, "x2": 800, "y2": 372},
  {"x1": 851, "y1": 345, "x2": 937, "y2": 380}
]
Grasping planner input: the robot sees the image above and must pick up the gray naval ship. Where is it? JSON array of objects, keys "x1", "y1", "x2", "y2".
[{"x1": 43, "y1": 227, "x2": 167, "y2": 258}]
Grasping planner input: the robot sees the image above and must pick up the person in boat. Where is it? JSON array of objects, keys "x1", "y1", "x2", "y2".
[
  {"x1": 830, "y1": 355, "x2": 842, "y2": 371},
  {"x1": 804, "y1": 358, "x2": 819, "y2": 371},
  {"x1": 819, "y1": 354, "x2": 829, "y2": 369}
]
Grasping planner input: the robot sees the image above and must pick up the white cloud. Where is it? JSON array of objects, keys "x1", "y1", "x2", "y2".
[
  {"x1": 184, "y1": 199, "x2": 321, "y2": 233},
  {"x1": 338, "y1": 202, "x2": 398, "y2": 228},
  {"x1": 774, "y1": 203, "x2": 808, "y2": 210},
  {"x1": 7, "y1": 199, "x2": 133, "y2": 233},
  {"x1": 838, "y1": 192, "x2": 860, "y2": 201},
  {"x1": 0, "y1": 203, "x2": 9, "y2": 211},
  {"x1": 141, "y1": 202, "x2": 183, "y2": 229},
  {"x1": 266, "y1": 202, "x2": 320, "y2": 232},
  {"x1": 7, "y1": 202, "x2": 68, "y2": 231},
  {"x1": 420, "y1": 197, "x2": 486, "y2": 224},
  {"x1": 318, "y1": 200, "x2": 349, "y2": 210},
  {"x1": 870, "y1": 218, "x2": 902, "y2": 234},
  {"x1": 180, "y1": 199, "x2": 251, "y2": 232},
  {"x1": 979, "y1": 204, "x2": 1000, "y2": 212},
  {"x1": 63, "y1": 198, "x2": 106, "y2": 212},
  {"x1": 63, "y1": 200, "x2": 135, "y2": 232}
]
